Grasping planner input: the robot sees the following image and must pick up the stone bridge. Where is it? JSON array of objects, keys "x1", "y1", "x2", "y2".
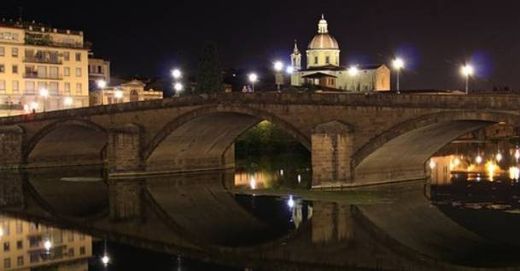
[{"x1": 0, "y1": 92, "x2": 519, "y2": 187}]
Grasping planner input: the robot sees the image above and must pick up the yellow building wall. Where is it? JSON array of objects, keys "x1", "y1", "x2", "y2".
[
  {"x1": 0, "y1": 25, "x2": 89, "y2": 116},
  {"x1": 306, "y1": 49, "x2": 340, "y2": 68}
]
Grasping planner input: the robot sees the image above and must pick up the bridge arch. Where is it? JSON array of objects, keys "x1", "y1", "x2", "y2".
[
  {"x1": 144, "y1": 105, "x2": 311, "y2": 173},
  {"x1": 25, "y1": 119, "x2": 108, "y2": 168},
  {"x1": 353, "y1": 111, "x2": 520, "y2": 185}
]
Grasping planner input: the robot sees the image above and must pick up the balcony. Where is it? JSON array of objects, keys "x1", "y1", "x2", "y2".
[
  {"x1": 23, "y1": 72, "x2": 63, "y2": 80},
  {"x1": 24, "y1": 56, "x2": 62, "y2": 65}
]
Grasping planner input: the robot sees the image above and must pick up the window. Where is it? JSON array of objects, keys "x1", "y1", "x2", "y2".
[
  {"x1": 49, "y1": 67, "x2": 59, "y2": 79},
  {"x1": 67, "y1": 232, "x2": 74, "y2": 242},
  {"x1": 37, "y1": 66, "x2": 47, "y2": 78},
  {"x1": 4, "y1": 242, "x2": 10, "y2": 252},
  {"x1": 76, "y1": 83, "x2": 82, "y2": 94},
  {"x1": 16, "y1": 256, "x2": 23, "y2": 267},
  {"x1": 79, "y1": 246, "x2": 86, "y2": 255},
  {"x1": 75, "y1": 52, "x2": 81, "y2": 61},
  {"x1": 63, "y1": 52, "x2": 70, "y2": 61},
  {"x1": 0, "y1": 64, "x2": 5, "y2": 73},
  {"x1": 49, "y1": 82, "x2": 59, "y2": 94},
  {"x1": 68, "y1": 248, "x2": 74, "y2": 257},
  {"x1": 0, "y1": 80, "x2": 5, "y2": 92},
  {"x1": 37, "y1": 82, "x2": 47, "y2": 92},
  {"x1": 326, "y1": 56, "x2": 330, "y2": 64},
  {"x1": 64, "y1": 67, "x2": 70, "y2": 76},
  {"x1": 64, "y1": 83, "x2": 71, "y2": 94},
  {"x1": 11, "y1": 48, "x2": 18, "y2": 57},
  {"x1": 4, "y1": 258, "x2": 10, "y2": 269},
  {"x1": 314, "y1": 56, "x2": 318, "y2": 64},
  {"x1": 49, "y1": 82, "x2": 59, "y2": 95},
  {"x1": 0, "y1": 47, "x2": 4, "y2": 56},
  {"x1": 16, "y1": 240, "x2": 22, "y2": 250},
  {"x1": 12, "y1": 81, "x2": 19, "y2": 93},
  {"x1": 75, "y1": 68, "x2": 82, "y2": 77},
  {"x1": 12, "y1": 65, "x2": 17, "y2": 74},
  {"x1": 25, "y1": 81, "x2": 35, "y2": 94}
]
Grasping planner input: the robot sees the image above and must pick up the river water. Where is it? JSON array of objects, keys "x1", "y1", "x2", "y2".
[{"x1": 1, "y1": 151, "x2": 520, "y2": 271}]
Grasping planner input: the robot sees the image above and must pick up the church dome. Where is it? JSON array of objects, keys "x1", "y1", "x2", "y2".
[
  {"x1": 308, "y1": 34, "x2": 339, "y2": 50},
  {"x1": 307, "y1": 15, "x2": 339, "y2": 50}
]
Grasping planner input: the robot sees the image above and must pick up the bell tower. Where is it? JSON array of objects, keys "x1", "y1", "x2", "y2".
[{"x1": 291, "y1": 40, "x2": 302, "y2": 71}]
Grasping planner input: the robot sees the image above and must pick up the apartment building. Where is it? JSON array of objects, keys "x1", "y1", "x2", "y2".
[
  {"x1": 0, "y1": 20, "x2": 90, "y2": 116},
  {"x1": 0, "y1": 215, "x2": 92, "y2": 270}
]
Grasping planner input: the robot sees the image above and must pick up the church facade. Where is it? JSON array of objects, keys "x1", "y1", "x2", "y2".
[{"x1": 290, "y1": 16, "x2": 391, "y2": 92}]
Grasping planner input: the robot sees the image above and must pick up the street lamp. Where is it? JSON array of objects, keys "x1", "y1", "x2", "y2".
[
  {"x1": 96, "y1": 79, "x2": 107, "y2": 89},
  {"x1": 348, "y1": 65, "x2": 359, "y2": 77},
  {"x1": 248, "y1": 73, "x2": 258, "y2": 92},
  {"x1": 39, "y1": 88, "x2": 49, "y2": 112},
  {"x1": 114, "y1": 89, "x2": 123, "y2": 103},
  {"x1": 64, "y1": 97, "x2": 74, "y2": 108},
  {"x1": 461, "y1": 64, "x2": 474, "y2": 94},
  {"x1": 392, "y1": 57, "x2": 405, "y2": 94},
  {"x1": 273, "y1": 61, "x2": 284, "y2": 92},
  {"x1": 43, "y1": 240, "x2": 52, "y2": 251},
  {"x1": 171, "y1": 68, "x2": 182, "y2": 80},
  {"x1": 174, "y1": 82, "x2": 184, "y2": 97},
  {"x1": 286, "y1": 66, "x2": 294, "y2": 75}
]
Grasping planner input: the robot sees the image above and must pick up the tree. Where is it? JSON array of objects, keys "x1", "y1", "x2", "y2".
[{"x1": 196, "y1": 42, "x2": 223, "y2": 93}]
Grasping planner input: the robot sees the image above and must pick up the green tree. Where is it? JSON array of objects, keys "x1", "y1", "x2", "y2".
[{"x1": 196, "y1": 42, "x2": 223, "y2": 93}]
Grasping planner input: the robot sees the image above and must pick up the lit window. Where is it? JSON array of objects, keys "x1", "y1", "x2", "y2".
[
  {"x1": 12, "y1": 80, "x2": 19, "y2": 93},
  {"x1": 76, "y1": 83, "x2": 82, "y2": 94}
]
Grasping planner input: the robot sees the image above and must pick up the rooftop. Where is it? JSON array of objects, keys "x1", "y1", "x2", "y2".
[{"x1": 0, "y1": 18, "x2": 83, "y2": 36}]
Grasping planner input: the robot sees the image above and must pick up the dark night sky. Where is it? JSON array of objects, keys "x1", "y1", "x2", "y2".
[{"x1": 2, "y1": 0, "x2": 520, "y2": 90}]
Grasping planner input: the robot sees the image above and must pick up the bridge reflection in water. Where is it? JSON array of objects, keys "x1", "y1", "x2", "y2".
[{"x1": 0, "y1": 167, "x2": 520, "y2": 270}]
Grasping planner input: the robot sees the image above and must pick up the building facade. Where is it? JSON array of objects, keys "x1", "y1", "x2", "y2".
[
  {"x1": 88, "y1": 57, "x2": 110, "y2": 90},
  {"x1": 89, "y1": 79, "x2": 163, "y2": 106},
  {"x1": 290, "y1": 16, "x2": 391, "y2": 92},
  {"x1": 0, "y1": 21, "x2": 90, "y2": 116}
]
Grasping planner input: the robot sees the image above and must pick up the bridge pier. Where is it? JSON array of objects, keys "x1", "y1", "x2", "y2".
[
  {"x1": 108, "y1": 178, "x2": 144, "y2": 221},
  {"x1": 106, "y1": 124, "x2": 143, "y2": 175},
  {"x1": 0, "y1": 126, "x2": 23, "y2": 169},
  {"x1": 311, "y1": 121, "x2": 353, "y2": 188},
  {"x1": 0, "y1": 172, "x2": 24, "y2": 209}
]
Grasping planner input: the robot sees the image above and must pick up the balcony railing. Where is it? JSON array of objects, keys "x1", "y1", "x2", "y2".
[
  {"x1": 23, "y1": 73, "x2": 63, "y2": 80},
  {"x1": 24, "y1": 57, "x2": 62, "y2": 65}
]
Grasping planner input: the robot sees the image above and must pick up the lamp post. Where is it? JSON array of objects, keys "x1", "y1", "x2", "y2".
[
  {"x1": 348, "y1": 65, "x2": 359, "y2": 91},
  {"x1": 174, "y1": 82, "x2": 184, "y2": 97},
  {"x1": 64, "y1": 97, "x2": 74, "y2": 108},
  {"x1": 273, "y1": 61, "x2": 284, "y2": 92},
  {"x1": 248, "y1": 73, "x2": 258, "y2": 92},
  {"x1": 461, "y1": 64, "x2": 474, "y2": 94},
  {"x1": 392, "y1": 58, "x2": 405, "y2": 94},
  {"x1": 171, "y1": 69, "x2": 182, "y2": 80},
  {"x1": 114, "y1": 89, "x2": 123, "y2": 103},
  {"x1": 39, "y1": 88, "x2": 49, "y2": 112},
  {"x1": 96, "y1": 79, "x2": 107, "y2": 90}
]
